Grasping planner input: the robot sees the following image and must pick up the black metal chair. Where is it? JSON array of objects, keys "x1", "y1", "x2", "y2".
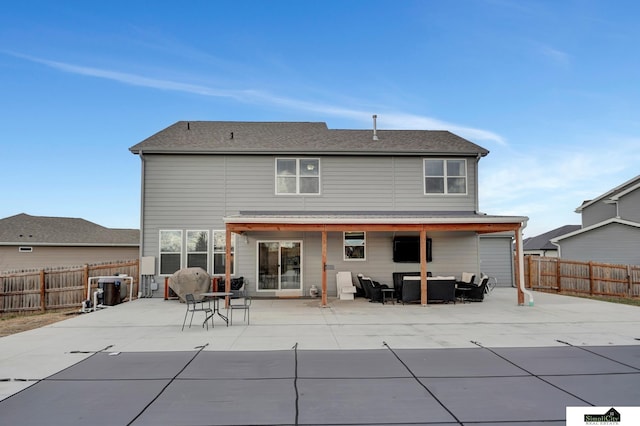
[
  {"x1": 357, "y1": 274, "x2": 390, "y2": 303},
  {"x1": 182, "y1": 293, "x2": 213, "y2": 331},
  {"x1": 458, "y1": 276, "x2": 489, "y2": 302},
  {"x1": 469, "y1": 276, "x2": 489, "y2": 301},
  {"x1": 228, "y1": 288, "x2": 251, "y2": 325}
]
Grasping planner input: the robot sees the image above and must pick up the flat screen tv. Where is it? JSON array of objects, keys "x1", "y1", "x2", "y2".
[{"x1": 393, "y1": 236, "x2": 432, "y2": 263}]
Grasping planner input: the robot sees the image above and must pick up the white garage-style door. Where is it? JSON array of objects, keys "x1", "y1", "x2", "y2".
[{"x1": 479, "y1": 236, "x2": 514, "y2": 287}]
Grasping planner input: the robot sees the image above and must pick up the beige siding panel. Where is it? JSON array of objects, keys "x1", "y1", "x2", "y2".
[{"x1": 0, "y1": 246, "x2": 138, "y2": 272}]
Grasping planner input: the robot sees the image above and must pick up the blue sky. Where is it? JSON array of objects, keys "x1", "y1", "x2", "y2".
[{"x1": 1, "y1": 0, "x2": 639, "y2": 237}]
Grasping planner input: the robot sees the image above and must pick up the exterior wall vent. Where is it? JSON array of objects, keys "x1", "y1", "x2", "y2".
[
  {"x1": 18, "y1": 246, "x2": 33, "y2": 253},
  {"x1": 372, "y1": 114, "x2": 379, "y2": 140}
]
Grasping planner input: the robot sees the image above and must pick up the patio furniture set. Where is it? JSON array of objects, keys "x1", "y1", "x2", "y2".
[
  {"x1": 353, "y1": 272, "x2": 491, "y2": 305},
  {"x1": 181, "y1": 277, "x2": 251, "y2": 331}
]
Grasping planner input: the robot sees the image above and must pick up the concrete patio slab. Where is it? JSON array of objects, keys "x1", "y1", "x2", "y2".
[{"x1": 0, "y1": 288, "x2": 638, "y2": 424}]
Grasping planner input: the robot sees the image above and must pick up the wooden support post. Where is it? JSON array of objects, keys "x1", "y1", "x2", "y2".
[
  {"x1": 321, "y1": 230, "x2": 327, "y2": 307},
  {"x1": 628, "y1": 265, "x2": 633, "y2": 298},
  {"x1": 40, "y1": 269, "x2": 46, "y2": 312},
  {"x1": 225, "y1": 229, "x2": 232, "y2": 308},
  {"x1": 83, "y1": 264, "x2": 89, "y2": 297},
  {"x1": 420, "y1": 229, "x2": 427, "y2": 306},
  {"x1": 556, "y1": 258, "x2": 562, "y2": 292},
  {"x1": 589, "y1": 261, "x2": 595, "y2": 296},
  {"x1": 514, "y1": 229, "x2": 524, "y2": 305}
]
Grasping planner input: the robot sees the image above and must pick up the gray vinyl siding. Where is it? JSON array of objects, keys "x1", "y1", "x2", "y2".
[
  {"x1": 619, "y1": 188, "x2": 640, "y2": 222},
  {"x1": 558, "y1": 222, "x2": 640, "y2": 265},
  {"x1": 141, "y1": 153, "x2": 481, "y2": 294},
  {"x1": 143, "y1": 154, "x2": 477, "y2": 220},
  {"x1": 479, "y1": 236, "x2": 514, "y2": 287},
  {"x1": 581, "y1": 201, "x2": 617, "y2": 227}
]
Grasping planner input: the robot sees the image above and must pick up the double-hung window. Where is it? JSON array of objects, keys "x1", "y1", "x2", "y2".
[
  {"x1": 424, "y1": 159, "x2": 467, "y2": 194},
  {"x1": 160, "y1": 230, "x2": 182, "y2": 275},
  {"x1": 344, "y1": 231, "x2": 366, "y2": 261},
  {"x1": 276, "y1": 158, "x2": 320, "y2": 194},
  {"x1": 213, "y1": 231, "x2": 235, "y2": 275},
  {"x1": 186, "y1": 230, "x2": 208, "y2": 270}
]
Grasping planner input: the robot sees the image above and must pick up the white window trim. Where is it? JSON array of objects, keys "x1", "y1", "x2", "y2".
[
  {"x1": 423, "y1": 158, "x2": 468, "y2": 195},
  {"x1": 212, "y1": 230, "x2": 236, "y2": 276},
  {"x1": 159, "y1": 229, "x2": 183, "y2": 276},
  {"x1": 275, "y1": 157, "x2": 321, "y2": 195},
  {"x1": 343, "y1": 231, "x2": 366, "y2": 261},
  {"x1": 186, "y1": 230, "x2": 209, "y2": 270}
]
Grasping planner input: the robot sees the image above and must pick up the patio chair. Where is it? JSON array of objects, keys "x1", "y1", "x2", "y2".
[
  {"x1": 357, "y1": 274, "x2": 389, "y2": 303},
  {"x1": 182, "y1": 293, "x2": 213, "y2": 331},
  {"x1": 455, "y1": 272, "x2": 476, "y2": 301},
  {"x1": 216, "y1": 276, "x2": 245, "y2": 292},
  {"x1": 228, "y1": 288, "x2": 251, "y2": 325},
  {"x1": 463, "y1": 276, "x2": 489, "y2": 302}
]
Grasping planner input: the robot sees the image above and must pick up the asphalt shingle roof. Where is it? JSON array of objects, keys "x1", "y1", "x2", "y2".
[
  {"x1": 523, "y1": 225, "x2": 581, "y2": 251},
  {"x1": 129, "y1": 121, "x2": 490, "y2": 156},
  {"x1": 0, "y1": 213, "x2": 139, "y2": 246}
]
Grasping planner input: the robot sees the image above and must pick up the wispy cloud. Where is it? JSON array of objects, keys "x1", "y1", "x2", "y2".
[
  {"x1": 6, "y1": 51, "x2": 507, "y2": 145},
  {"x1": 479, "y1": 142, "x2": 640, "y2": 235},
  {"x1": 536, "y1": 43, "x2": 571, "y2": 66}
]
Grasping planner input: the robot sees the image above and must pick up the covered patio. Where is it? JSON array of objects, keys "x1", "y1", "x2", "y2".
[{"x1": 222, "y1": 212, "x2": 531, "y2": 306}]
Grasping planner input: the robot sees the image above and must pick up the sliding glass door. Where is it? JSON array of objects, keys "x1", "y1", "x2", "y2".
[{"x1": 257, "y1": 241, "x2": 301, "y2": 291}]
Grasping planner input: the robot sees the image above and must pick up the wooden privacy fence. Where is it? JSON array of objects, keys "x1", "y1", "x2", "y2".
[
  {"x1": 0, "y1": 259, "x2": 139, "y2": 315},
  {"x1": 524, "y1": 256, "x2": 640, "y2": 298}
]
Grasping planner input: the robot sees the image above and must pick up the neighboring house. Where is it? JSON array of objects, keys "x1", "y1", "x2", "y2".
[
  {"x1": 551, "y1": 175, "x2": 640, "y2": 265},
  {"x1": 129, "y1": 120, "x2": 529, "y2": 304},
  {"x1": 0, "y1": 213, "x2": 139, "y2": 272},
  {"x1": 523, "y1": 225, "x2": 581, "y2": 257}
]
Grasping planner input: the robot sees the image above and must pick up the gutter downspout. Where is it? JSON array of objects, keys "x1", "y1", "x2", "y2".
[
  {"x1": 475, "y1": 154, "x2": 481, "y2": 213},
  {"x1": 517, "y1": 219, "x2": 534, "y2": 306},
  {"x1": 138, "y1": 150, "x2": 146, "y2": 291}
]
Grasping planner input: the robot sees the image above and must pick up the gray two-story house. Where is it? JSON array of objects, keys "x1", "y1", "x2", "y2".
[
  {"x1": 129, "y1": 121, "x2": 529, "y2": 305},
  {"x1": 551, "y1": 175, "x2": 640, "y2": 265}
]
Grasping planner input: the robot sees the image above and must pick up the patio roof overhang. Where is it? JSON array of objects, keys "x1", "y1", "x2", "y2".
[
  {"x1": 221, "y1": 212, "x2": 529, "y2": 306},
  {"x1": 224, "y1": 211, "x2": 528, "y2": 233}
]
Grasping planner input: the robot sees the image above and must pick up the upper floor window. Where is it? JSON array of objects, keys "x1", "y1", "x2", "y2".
[
  {"x1": 344, "y1": 231, "x2": 366, "y2": 260},
  {"x1": 424, "y1": 159, "x2": 467, "y2": 195},
  {"x1": 160, "y1": 230, "x2": 182, "y2": 275},
  {"x1": 276, "y1": 158, "x2": 320, "y2": 194},
  {"x1": 186, "y1": 230, "x2": 208, "y2": 270}
]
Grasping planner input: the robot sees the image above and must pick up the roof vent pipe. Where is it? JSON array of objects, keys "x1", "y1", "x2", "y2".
[{"x1": 372, "y1": 114, "x2": 379, "y2": 140}]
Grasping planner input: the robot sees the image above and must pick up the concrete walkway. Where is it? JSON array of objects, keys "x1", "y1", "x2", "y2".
[{"x1": 0, "y1": 288, "x2": 638, "y2": 424}]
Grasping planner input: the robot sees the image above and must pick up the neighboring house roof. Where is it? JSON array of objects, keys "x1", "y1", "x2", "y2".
[
  {"x1": 129, "y1": 121, "x2": 490, "y2": 157},
  {"x1": 523, "y1": 225, "x2": 581, "y2": 251},
  {"x1": 575, "y1": 174, "x2": 640, "y2": 212},
  {"x1": 0, "y1": 213, "x2": 139, "y2": 246},
  {"x1": 550, "y1": 218, "x2": 640, "y2": 243}
]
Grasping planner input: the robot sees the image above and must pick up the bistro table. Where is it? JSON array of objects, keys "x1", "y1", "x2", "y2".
[
  {"x1": 199, "y1": 292, "x2": 232, "y2": 327},
  {"x1": 381, "y1": 288, "x2": 395, "y2": 305}
]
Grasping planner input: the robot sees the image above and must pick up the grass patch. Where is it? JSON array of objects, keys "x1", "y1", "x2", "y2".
[{"x1": 568, "y1": 294, "x2": 640, "y2": 307}]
